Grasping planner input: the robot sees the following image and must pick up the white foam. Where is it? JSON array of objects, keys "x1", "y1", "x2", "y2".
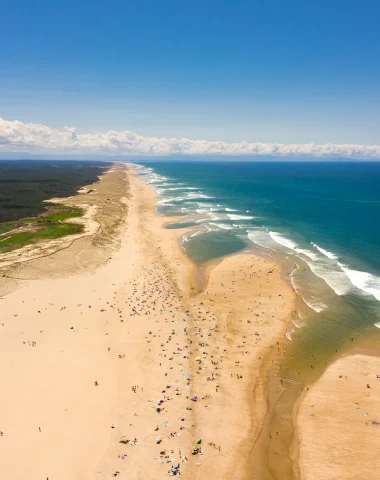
[
  {"x1": 303, "y1": 298, "x2": 328, "y2": 313},
  {"x1": 189, "y1": 229, "x2": 205, "y2": 239},
  {"x1": 339, "y1": 265, "x2": 380, "y2": 302},
  {"x1": 291, "y1": 317, "x2": 304, "y2": 329},
  {"x1": 209, "y1": 223, "x2": 233, "y2": 230},
  {"x1": 168, "y1": 196, "x2": 185, "y2": 203},
  {"x1": 269, "y1": 231, "x2": 298, "y2": 251},
  {"x1": 303, "y1": 259, "x2": 352, "y2": 296},
  {"x1": 157, "y1": 197, "x2": 181, "y2": 205},
  {"x1": 209, "y1": 213, "x2": 225, "y2": 221},
  {"x1": 227, "y1": 214, "x2": 254, "y2": 220},
  {"x1": 158, "y1": 182, "x2": 182, "y2": 188},
  {"x1": 205, "y1": 224, "x2": 220, "y2": 232},
  {"x1": 181, "y1": 229, "x2": 204, "y2": 247},
  {"x1": 266, "y1": 234, "x2": 378, "y2": 300},
  {"x1": 269, "y1": 232, "x2": 318, "y2": 260},
  {"x1": 312, "y1": 243, "x2": 338, "y2": 260},
  {"x1": 146, "y1": 175, "x2": 169, "y2": 184},
  {"x1": 374, "y1": 322, "x2": 380, "y2": 328},
  {"x1": 290, "y1": 270, "x2": 328, "y2": 312},
  {"x1": 247, "y1": 230, "x2": 274, "y2": 249},
  {"x1": 296, "y1": 248, "x2": 319, "y2": 261},
  {"x1": 225, "y1": 208, "x2": 237, "y2": 212},
  {"x1": 160, "y1": 186, "x2": 198, "y2": 191},
  {"x1": 186, "y1": 193, "x2": 213, "y2": 199}
]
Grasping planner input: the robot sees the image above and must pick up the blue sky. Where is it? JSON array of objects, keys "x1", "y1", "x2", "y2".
[{"x1": 1, "y1": 0, "x2": 380, "y2": 146}]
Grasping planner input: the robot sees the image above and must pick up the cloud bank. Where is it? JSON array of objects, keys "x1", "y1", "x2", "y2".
[{"x1": 1, "y1": 116, "x2": 380, "y2": 159}]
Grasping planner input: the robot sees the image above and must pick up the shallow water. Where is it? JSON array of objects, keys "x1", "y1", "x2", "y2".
[
  {"x1": 134, "y1": 160, "x2": 380, "y2": 478},
  {"x1": 136, "y1": 160, "x2": 380, "y2": 319}
]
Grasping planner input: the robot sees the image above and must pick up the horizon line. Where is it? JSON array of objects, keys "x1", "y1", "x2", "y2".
[{"x1": 1, "y1": 116, "x2": 380, "y2": 160}]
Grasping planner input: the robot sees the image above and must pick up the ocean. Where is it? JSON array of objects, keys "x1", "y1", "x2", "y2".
[
  {"x1": 135, "y1": 160, "x2": 380, "y2": 348},
  {"x1": 135, "y1": 162, "x2": 380, "y2": 313},
  {"x1": 134, "y1": 160, "x2": 380, "y2": 477}
]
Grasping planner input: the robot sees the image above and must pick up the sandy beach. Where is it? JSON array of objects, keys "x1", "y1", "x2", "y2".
[
  {"x1": 296, "y1": 354, "x2": 380, "y2": 480},
  {"x1": 0, "y1": 163, "x2": 295, "y2": 480}
]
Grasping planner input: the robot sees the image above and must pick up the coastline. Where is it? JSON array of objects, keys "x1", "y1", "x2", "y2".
[
  {"x1": 129, "y1": 165, "x2": 298, "y2": 479},
  {"x1": 0, "y1": 163, "x2": 296, "y2": 479}
]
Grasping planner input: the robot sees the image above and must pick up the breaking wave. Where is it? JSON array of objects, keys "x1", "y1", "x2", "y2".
[{"x1": 312, "y1": 243, "x2": 338, "y2": 260}]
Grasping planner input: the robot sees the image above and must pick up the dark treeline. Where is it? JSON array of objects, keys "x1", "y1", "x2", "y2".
[{"x1": 0, "y1": 160, "x2": 109, "y2": 223}]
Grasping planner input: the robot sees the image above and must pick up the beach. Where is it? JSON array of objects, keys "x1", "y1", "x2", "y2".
[
  {"x1": 296, "y1": 354, "x2": 380, "y2": 480},
  {"x1": 0, "y1": 163, "x2": 297, "y2": 479},
  {"x1": 2, "y1": 2, "x2": 380, "y2": 477}
]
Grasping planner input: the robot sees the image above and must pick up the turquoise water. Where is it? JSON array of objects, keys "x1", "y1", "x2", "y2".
[
  {"x1": 135, "y1": 160, "x2": 380, "y2": 478},
  {"x1": 135, "y1": 160, "x2": 380, "y2": 349}
]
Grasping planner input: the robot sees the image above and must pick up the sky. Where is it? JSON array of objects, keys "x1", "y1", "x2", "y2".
[{"x1": 1, "y1": 0, "x2": 380, "y2": 158}]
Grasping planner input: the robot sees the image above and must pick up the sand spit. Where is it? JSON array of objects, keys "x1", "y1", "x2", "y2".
[
  {"x1": 0, "y1": 163, "x2": 295, "y2": 480},
  {"x1": 297, "y1": 354, "x2": 380, "y2": 480}
]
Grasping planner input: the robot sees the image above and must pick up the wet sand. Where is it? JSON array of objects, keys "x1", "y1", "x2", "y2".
[{"x1": 0, "y1": 163, "x2": 295, "y2": 479}]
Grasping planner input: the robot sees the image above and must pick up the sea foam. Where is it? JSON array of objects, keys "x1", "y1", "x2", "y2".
[
  {"x1": 210, "y1": 223, "x2": 233, "y2": 230},
  {"x1": 312, "y1": 243, "x2": 338, "y2": 260},
  {"x1": 303, "y1": 260, "x2": 352, "y2": 296},
  {"x1": 269, "y1": 231, "x2": 298, "y2": 250},
  {"x1": 157, "y1": 197, "x2": 184, "y2": 205},
  {"x1": 227, "y1": 214, "x2": 254, "y2": 220},
  {"x1": 187, "y1": 193, "x2": 214, "y2": 199},
  {"x1": 339, "y1": 265, "x2": 380, "y2": 302},
  {"x1": 290, "y1": 270, "x2": 328, "y2": 312},
  {"x1": 159, "y1": 186, "x2": 198, "y2": 192},
  {"x1": 247, "y1": 229, "x2": 274, "y2": 249},
  {"x1": 269, "y1": 232, "x2": 318, "y2": 260}
]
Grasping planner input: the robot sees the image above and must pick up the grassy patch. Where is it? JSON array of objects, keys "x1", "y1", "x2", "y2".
[
  {"x1": 0, "y1": 205, "x2": 85, "y2": 253},
  {"x1": 0, "y1": 223, "x2": 83, "y2": 253},
  {"x1": 0, "y1": 222, "x2": 17, "y2": 235},
  {"x1": 26, "y1": 206, "x2": 84, "y2": 223}
]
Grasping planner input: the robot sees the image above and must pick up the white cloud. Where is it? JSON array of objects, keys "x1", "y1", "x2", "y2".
[{"x1": 1, "y1": 116, "x2": 380, "y2": 158}]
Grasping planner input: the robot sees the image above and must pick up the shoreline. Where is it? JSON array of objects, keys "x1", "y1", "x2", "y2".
[
  {"x1": 0, "y1": 163, "x2": 296, "y2": 480},
  {"x1": 131, "y1": 165, "x2": 299, "y2": 479},
  {"x1": 135, "y1": 164, "x2": 380, "y2": 480}
]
